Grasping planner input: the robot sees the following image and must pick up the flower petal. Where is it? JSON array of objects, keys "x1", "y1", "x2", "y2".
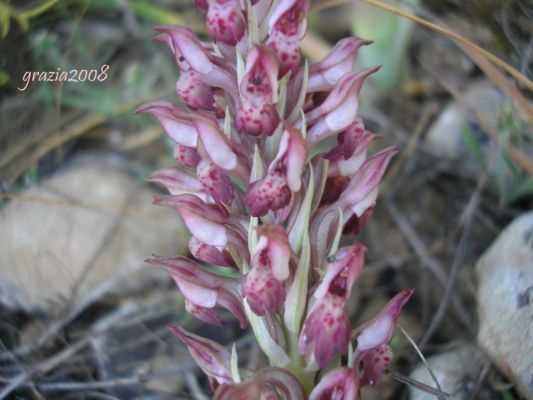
[
  {"x1": 206, "y1": 0, "x2": 246, "y2": 45},
  {"x1": 309, "y1": 367, "x2": 359, "y2": 400},
  {"x1": 355, "y1": 289, "x2": 414, "y2": 355},
  {"x1": 168, "y1": 325, "x2": 232, "y2": 384},
  {"x1": 136, "y1": 101, "x2": 198, "y2": 147},
  {"x1": 308, "y1": 37, "x2": 372, "y2": 92},
  {"x1": 360, "y1": 344, "x2": 392, "y2": 387},
  {"x1": 193, "y1": 116, "x2": 238, "y2": 170}
]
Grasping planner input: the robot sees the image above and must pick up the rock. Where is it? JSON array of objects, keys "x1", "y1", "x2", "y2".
[
  {"x1": 476, "y1": 212, "x2": 533, "y2": 400},
  {"x1": 0, "y1": 159, "x2": 188, "y2": 314},
  {"x1": 409, "y1": 344, "x2": 491, "y2": 400},
  {"x1": 424, "y1": 80, "x2": 502, "y2": 167}
]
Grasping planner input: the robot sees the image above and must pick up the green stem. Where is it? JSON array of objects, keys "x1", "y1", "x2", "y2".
[{"x1": 285, "y1": 328, "x2": 315, "y2": 395}]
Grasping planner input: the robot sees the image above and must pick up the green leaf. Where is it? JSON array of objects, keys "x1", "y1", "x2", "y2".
[
  {"x1": 0, "y1": 69, "x2": 10, "y2": 86},
  {"x1": 230, "y1": 344, "x2": 241, "y2": 383},
  {"x1": 462, "y1": 127, "x2": 490, "y2": 176},
  {"x1": 288, "y1": 165, "x2": 314, "y2": 254},
  {"x1": 283, "y1": 230, "x2": 310, "y2": 334},
  {"x1": 0, "y1": 2, "x2": 11, "y2": 37},
  {"x1": 243, "y1": 301, "x2": 290, "y2": 367},
  {"x1": 507, "y1": 177, "x2": 533, "y2": 202}
]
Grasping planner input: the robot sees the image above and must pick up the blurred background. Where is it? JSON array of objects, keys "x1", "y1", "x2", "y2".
[{"x1": 0, "y1": 0, "x2": 532, "y2": 399}]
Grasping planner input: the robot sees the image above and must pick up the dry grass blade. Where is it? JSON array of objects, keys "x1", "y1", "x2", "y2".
[
  {"x1": 384, "y1": 102, "x2": 438, "y2": 186},
  {"x1": 398, "y1": 325, "x2": 447, "y2": 399},
  {"x1": 418, "y1": 178, "x2": 483, "y2": 348},
  {"x1": 310, "y1": 0, "x2": 533, "y2": 92},
  {"x1": 383, "y1": 196, "x2": 474, "y2": 332},
  {"x1": 301, "y1": 30, "x2": 332, "y2": 61},
  {"x1": 0, "y1": 88, "x2": 173, "y2": 185},
  {"x1": 388, "y1": 370, "x2": 450, "y2": 399}
]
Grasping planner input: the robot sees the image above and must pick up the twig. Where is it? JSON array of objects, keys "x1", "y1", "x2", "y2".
[
  {"x1": 0, "y1": 303, "x2": 137, "y2": 398},
  {"x1": 0, "y1": 88, "x2": 173, "y2": 185},
  {"x1": 384, "y1": 102, "x2": 438, "y2": 189},
  {"x1": 383, "y1": 197, "x2": 474, "y2": 332},
  {"x1": 310, "y1": 0, "x2": 533, "y2": 91},
  {"x1": 398, "y1": 326, "x2": 444, "y2": 397},
  {"x1": 387, "y1": 370, "x2": 450, "y2": 399},
  {"x1": 0, "y1": 333, "x2": 89, "y2": 399},
  {"x1": 418, "y1": 179, "x2": 483, "y2": 348},
  {"x1": 185, "y1": 372, "x2": 209, "y2": 400}
]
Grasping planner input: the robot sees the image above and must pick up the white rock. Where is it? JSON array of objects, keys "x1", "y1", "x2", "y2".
[
  {"x1": 476, "y1": 212, "x2": 533, "y2": 400},
  {"x1": 424, "y1": 80, "x2": 502, "y2": 162},
  {"x1": 0, "y1": 161, "x2": 188, "y2": 314},
  {"x1": 409, "y1": 344, "x2": 489, "y2": 400}
]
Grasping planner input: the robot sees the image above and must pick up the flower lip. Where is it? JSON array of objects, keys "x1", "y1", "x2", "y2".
[
  {"x1": 154, "y1": 25, "x2": 214, "y2": 74},
  {"x1": 314, "y1": 243, "x2": 366, "y2": 300},
  {"x1": 206, "y1": 0, "x2": 246, "y2": 45},
  {"x1": 241, "y1": 45, "x2": 279, "y2": 103},
  {"x1": 269, "y1": 0, "x2": 310, "y2": 39}
]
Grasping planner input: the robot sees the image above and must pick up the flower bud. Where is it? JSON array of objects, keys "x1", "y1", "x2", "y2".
[
  {"x1": 135, "y1": 101, "x2": 198, "y2": 147},
  {"x1": 306, "y1": 67, "x2": 379, "y2": 145},
  {"x1": 308, "y1": 37, "x2": 372, "y2": 92},
  {"x1": 189, "y1": 236, "x2": 236, "y2": 268},
  {"x1": 168, "y1": 325, "x2": 232, "y2": 385},
  {"x1": 176, "y1": 69, "x2": 216, "y2": 111},
  {"x1": 354, "y1": 289, "x2": 414, "y2": 356},
  {"x1": 266, "y1": 0, "x2": 310, "y2": 76},
  {"x1": 148, "y1": 256, "x2": 247, "y2": 328},
  {"x1": 354, "y1": 289, "x2": 414, "y2": 387},
  {"x1": 154, "y1": 194, "x2": 228, "y2": 247},
  {"x1": 206, "y1": 0, "x2": 246, "y2": 45},
  {"x1": 148, "y1": 166, "x2": 210, "y2": 203},
  {"x1": 336, "y1": 146, "x2": 398, "y2": 222}
]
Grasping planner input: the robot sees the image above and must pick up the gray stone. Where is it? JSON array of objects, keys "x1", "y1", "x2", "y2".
[
  {"x1": 410, "y1": 344, "x2": 491, "y2": 400},
  {"x1": 476, "y1": 212, "x2": 533, "y2": 400},
  {"x1": 0, "y1": 160, "x2": 188, "y2": 314},
  {"x1": 424, "y1": 80, "x2": 503, "y2": 167}
]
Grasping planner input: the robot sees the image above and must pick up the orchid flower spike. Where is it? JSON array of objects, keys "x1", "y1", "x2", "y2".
[{"x1": 141, "y1": 0, "x2": 412, "y2": 397}]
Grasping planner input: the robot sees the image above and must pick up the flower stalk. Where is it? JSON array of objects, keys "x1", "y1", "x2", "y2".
[{"x1": 139, "y1": 1, "x2": 413, "y2": 397}]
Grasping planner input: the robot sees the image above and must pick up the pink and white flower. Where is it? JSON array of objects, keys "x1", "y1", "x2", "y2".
[
  {"x1": 148, "y1": 255, "x2": 247, "y2": 328},
  {"x1": 299, "y1": 244, "x2": 366, "y2": 368},
  {"x1": 244, "y1": 124, "x2": 307, "y2": 216},
  {"x1": 243, "y1": 224, "x2": 291, "y2": 315}
]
